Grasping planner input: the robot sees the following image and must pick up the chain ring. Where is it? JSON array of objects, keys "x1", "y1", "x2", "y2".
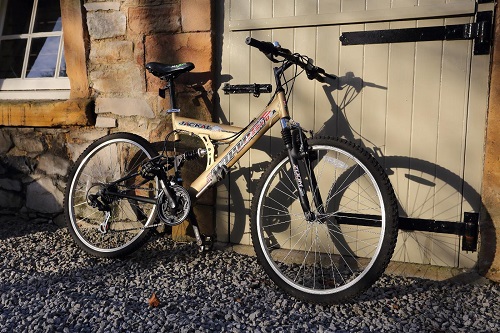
[{"x1": 157, "y1": 184, "x2": 191, "y2": 226}]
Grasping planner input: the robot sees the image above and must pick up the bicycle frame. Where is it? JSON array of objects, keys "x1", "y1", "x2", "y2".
[{"x1": 172, "y1": 90, "x2": 288, "y2": 199}]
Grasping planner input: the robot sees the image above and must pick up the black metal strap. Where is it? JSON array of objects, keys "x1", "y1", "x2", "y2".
[{"x1": 340, "y1": 11, "x2": 492, "y2": 55}]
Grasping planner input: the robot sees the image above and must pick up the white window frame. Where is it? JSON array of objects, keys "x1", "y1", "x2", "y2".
[{"x1": 0, "y1": 0, "x2": 70, "y2": 99}]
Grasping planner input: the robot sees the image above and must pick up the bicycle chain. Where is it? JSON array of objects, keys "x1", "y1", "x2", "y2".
[{"x1": 109, "y1": 219, "x2": 173, "y2": 233}]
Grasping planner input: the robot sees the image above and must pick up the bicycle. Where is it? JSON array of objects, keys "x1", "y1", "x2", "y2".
[{"x1": 64, "y1": 37, "x2": 399, "y2": 304}]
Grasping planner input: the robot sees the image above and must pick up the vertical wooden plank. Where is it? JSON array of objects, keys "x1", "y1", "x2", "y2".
[
  {"x1": 292, "y1": 1, "x2": 317, "y2": 131},
  {"x1": 215, "y1": 0, "x2": 233, "y2": 243},
  {"x1": 460, "y1": 39, "x2": 490, "y2": 269},
  {"x1": 338, "y1": 0, "x2": 365, "y2": 142},
  {"x1": 296, "y1": 0, "x2": 318, "y2": 15},
  {"x1": 362, "y1": 0, "x2": 390, "y2": 150},
  {"x1": 385, "y1": 0, "x2": 418, "y2": 263},
  {"x1": 408, "y1": 19, "x2": 443, "y2": 222},
  {"x1": 273, "y1": 0, "x2": 294, "y2": 17},
  {"x1": 318, "y1": 0, "x2": 341, "y2": 15},
  {"x1": 228, "y1": 0, "x2": 252, "y2": 244},
  {"x1": 335, "y1": 0, "x2": 366, "y2": 254},
  {"x1": 270, "y1": 26, "x2": 294, "y2": 157},
  {"x1": 316, "y1": 0, "x2": 341, "y2": 136},
  {"x1": 230, "y1": 0, "x2": 251, "y2": 21},
  {"x1": 251, "y1": 0, "x2": 272, "y2": 19},
  {"x1": 248, "y1": 1, "x2": 273, "y2": 245},
  {"x1": 406, "y1": 7, "x2": 447, "y2": 266},
  {"x1": 431, "y1": 16, "x2": 472, "y2": 267},
  {"x1": 315, "y1": 24, "x2": 340, "y2": 136}
]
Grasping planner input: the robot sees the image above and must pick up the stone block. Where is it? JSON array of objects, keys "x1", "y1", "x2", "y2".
[
  {"x1": 116, "y1": 117, "x2": 150, "y2": 139},
  {"x1": 52, "y1": 213, "x2": 66, "y2": 227},
  {"x1": 87, "y1": 11, "x2": 126, "y2": 39},
  {"x1": 145, "y1": 32, "x2": 212, "y2": 90},
  {"x1": 90, "y1": 40, "x2": 134, "y2": 63},
  {"x1": 0, "y1": 131, "x2": 13, "y2": 154},
  {"x1": 0, "y1": 179, "x2": 22, "y2": 192},
  {"x1": 11, "y1": 132, "x2": 44, "y2": 154},
  {"x1": 134, "y1": 38, "x2": 145, "y2": 66},
  {"x1": 26, "y1": 178, "x2": 64, "y2": 214},
  {"x1": 95, "y1": 116, "x2": 117, "y2": 128},
  {"x1": 128, "y1": 4, "x2": 181, "y2": 34},
  {"x1": 181, "y1": 0, "x2": 211, "y2": 32},
  {"x1": 0, "y1": 190, "x2": 23, "y2": 209},
  {"x1": 84, "y1": 2, "x2": 121, "y2": 11},
  {"x1": 96, "y1": 97, "x2": 154, "y2": 118},
  {"x1": 148, "y1": 117, "x2": 173, "y2": 144},
  {"x1": 67, "y1": 143, "x2": 90, "y2": 162},
  {"x1": 69, "y1": 128, "x2": 108, "y2": 143},
  {"x1": 123, "y1": 0, "x2": 177, "y2": 6},
  {"x1": 37, "y1": 154, "x2": 70, "y2": 177},
  {"x1": 90, "y1": 63, "x2": 144, "y2": 93},
  {"x1": 0, "y1": 156, "x2": 37, "y2": 175}
]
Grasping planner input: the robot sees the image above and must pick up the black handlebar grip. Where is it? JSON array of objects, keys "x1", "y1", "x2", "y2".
[
  {"x1": 245, "y1": 37, "x2": 258, "y2": 47},
  {"x1": 245, "y1": 37, "x2": 276, "y2": 54}
]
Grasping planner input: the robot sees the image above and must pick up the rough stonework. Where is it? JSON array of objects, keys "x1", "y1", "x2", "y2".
[
  {"x1": 128, "y1": 4, "x2": 181, "y2": 34},
  {"x1": 0, "y1": 0, "x2": 215, "y2": 239},
  {"x1": 87, "y1": 11, "x2": 126, "y2": 39}
]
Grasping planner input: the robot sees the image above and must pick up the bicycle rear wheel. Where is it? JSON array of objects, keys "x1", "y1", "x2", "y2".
[
  {"x1": 64, "y1": 133, "x2": 159, "y2": 258},
  {"x1": 251, "y1": 137, "x2": 398, "y2": 304}
]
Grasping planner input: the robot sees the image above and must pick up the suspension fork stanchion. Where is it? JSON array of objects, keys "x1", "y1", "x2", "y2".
[
  {"x1": 304, "y1": 156, "x2": 326, "y2": 216},
  {"x1": 280, "y1": 118, "x2": 314, "y2": 221}
]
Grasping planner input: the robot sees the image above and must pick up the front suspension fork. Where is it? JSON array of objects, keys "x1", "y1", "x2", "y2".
[{"x1": 280, "y1": 118, "x2": 325, "y2": 221}]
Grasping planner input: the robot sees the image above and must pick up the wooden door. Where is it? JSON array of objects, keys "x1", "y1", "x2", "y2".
[{"x1": 215, "y1": 0, "x2": 493, "y2": 268}]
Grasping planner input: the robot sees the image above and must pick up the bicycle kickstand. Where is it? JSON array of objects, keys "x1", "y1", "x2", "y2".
[{"x1": 188, "y1": 209, "x2": 214, "y2": 252}]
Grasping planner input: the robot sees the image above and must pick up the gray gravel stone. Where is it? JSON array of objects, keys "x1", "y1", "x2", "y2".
[{"x1": 0, "y1": 215, "x2": 499, "y2": 332}]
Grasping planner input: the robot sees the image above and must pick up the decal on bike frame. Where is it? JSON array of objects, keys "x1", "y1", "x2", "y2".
[{"x1": 207, "y1": 109, "x2": 277, "y2": 183}]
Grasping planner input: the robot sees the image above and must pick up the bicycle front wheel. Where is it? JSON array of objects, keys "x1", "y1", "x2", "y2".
[
  {"x1": 251, "y1": 137, "x2": 398, "y2": 304},
  {"x1": 64, "y1": 133, "x2": 159, "y2": 258}
]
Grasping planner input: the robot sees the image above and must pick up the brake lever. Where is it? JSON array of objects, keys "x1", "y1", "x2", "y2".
[
  {"x1": 316, "y1": 67, "x2": 337, "y2": 81},
  {"x1": 266, "y1": 53, "x2": 280, "y2": 63}
]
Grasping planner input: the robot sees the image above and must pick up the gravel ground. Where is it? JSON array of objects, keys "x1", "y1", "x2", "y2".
[{"x1": 0, "y1": 216, "x2": 499, "y2": 333}]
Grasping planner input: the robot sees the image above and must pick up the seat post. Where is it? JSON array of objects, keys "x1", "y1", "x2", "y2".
[
  {"x1": 167, "y1": 76, "x2": 181, "y2": 141},
  {"x1": 168, "y1": 76, "x2": 177, "y2": 110}
]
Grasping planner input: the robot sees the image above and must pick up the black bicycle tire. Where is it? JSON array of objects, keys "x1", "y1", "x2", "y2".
[
  {"x1": 64, "y1": 132, "x2": 158, "y2": 258},
  {"x1": 250, "y1": 137, "x2": 399, "y2": 304}
]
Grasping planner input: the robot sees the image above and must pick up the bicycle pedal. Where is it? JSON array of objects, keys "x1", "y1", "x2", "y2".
[{"x1": 198, "y1": 235, "x2": 215, "y2": 252}]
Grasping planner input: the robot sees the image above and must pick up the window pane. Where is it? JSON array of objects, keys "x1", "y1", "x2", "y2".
[
  {"x1": 26, "y1": 37, "x2": 60, "y2": 78},
  {"x1": 59, "y1": 49, "x2": 67, "y2": 77},
  {"x1": 0, "y1": 39, "x2": 27, "y2": 78},
  {"x1": 2, "y1": 0, "x2": 34, "y2": 35},
  {"x1": 33, "y1": 0, "x2": 62, "y2": 33}
]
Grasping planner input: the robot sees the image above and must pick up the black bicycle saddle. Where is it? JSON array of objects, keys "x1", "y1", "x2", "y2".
[{"x1": 145, "y1": 62, "x2": 195, "y2": 79}]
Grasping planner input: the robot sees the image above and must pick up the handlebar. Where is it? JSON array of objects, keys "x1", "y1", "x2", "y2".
[{"x1": 245, "y1": 37, "x2": 337, "y2": 82}]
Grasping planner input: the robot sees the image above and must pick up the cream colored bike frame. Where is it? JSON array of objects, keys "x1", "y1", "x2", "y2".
[{"x1": 171, "y1": 90, "x2": 289, "y2": 199}]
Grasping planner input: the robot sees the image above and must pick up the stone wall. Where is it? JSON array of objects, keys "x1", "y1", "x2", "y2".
[
  {"x1": 85, "y1": 0, "x2": 213, "y2": 138},
  {"x1": 0, "y1": 0, "x2": 215, "y2": 235},
  {"x1": 0, "y1": 127, "x2": 108, "y2": 223}
]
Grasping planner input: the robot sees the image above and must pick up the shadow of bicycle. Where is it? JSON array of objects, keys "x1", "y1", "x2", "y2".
[{"x1": 214, "y1": 71, "x2": 494, "y2": 274}]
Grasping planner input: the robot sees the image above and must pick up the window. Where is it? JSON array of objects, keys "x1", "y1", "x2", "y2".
[{"x1": 0, "y1": 0, "x2": 70, "y2": 99}]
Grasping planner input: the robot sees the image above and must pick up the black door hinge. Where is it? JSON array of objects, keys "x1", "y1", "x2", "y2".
[{"x1": 340, "y1": 11, "x2": 493, "y2": 55}]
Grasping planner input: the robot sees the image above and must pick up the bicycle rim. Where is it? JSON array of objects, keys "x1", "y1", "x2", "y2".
[
  {"x1": 254, "y1": 143, "x2": 394, "y2": 300},
  {"x1": 67, "y1": 137, "x2": 158, "y2": 254}
]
